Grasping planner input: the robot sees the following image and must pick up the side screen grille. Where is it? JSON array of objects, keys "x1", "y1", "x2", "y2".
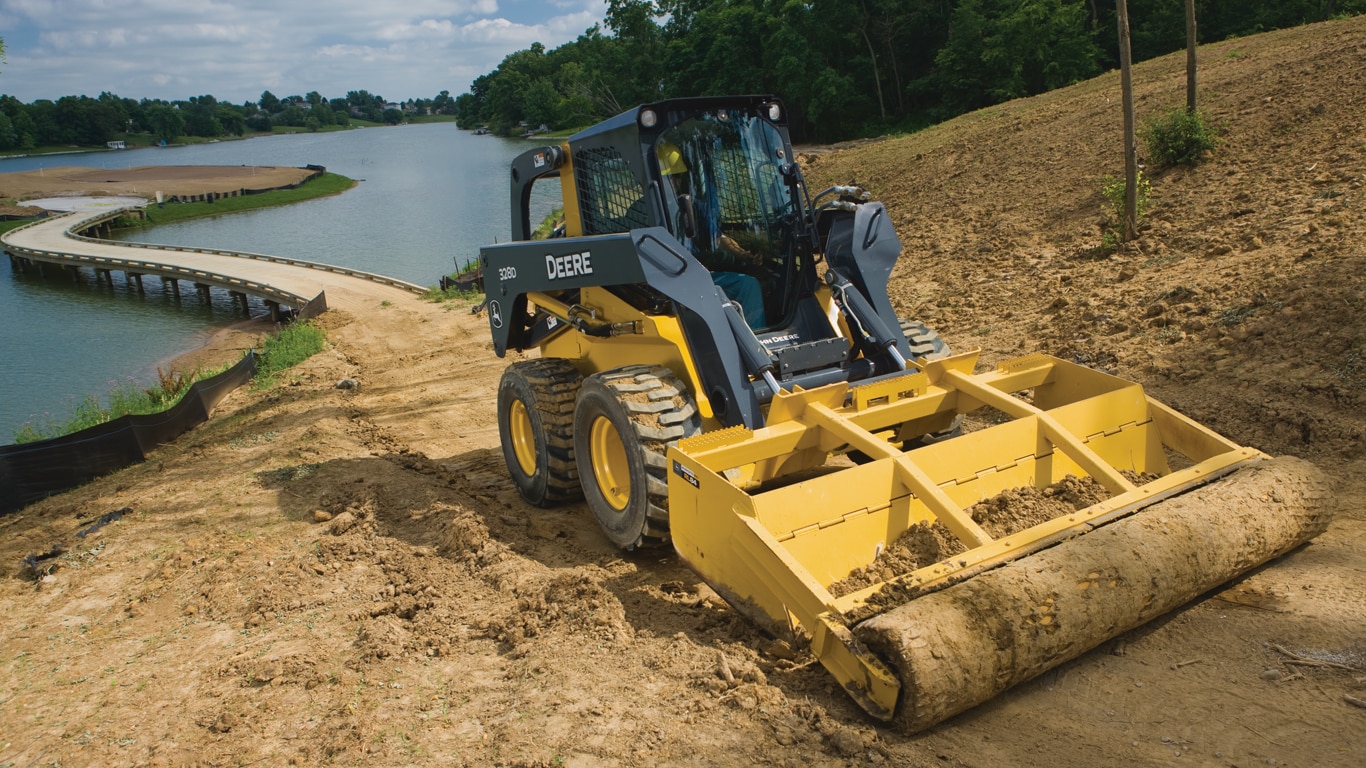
[{"x1": 574, "y1": 147, "x2": 649, "y2": 235}]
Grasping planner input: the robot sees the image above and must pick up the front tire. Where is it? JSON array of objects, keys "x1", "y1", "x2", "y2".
[
  {"x1": 497, "y1": 359, "x2": 582, "y2": 506},
  {"x1": 899, "y1": 317, "x2": 962, "y2": 445},
  {"x1": 900, "y1": 318, "x2": 951, "y2": 363},
  {"x1": 573, "y1": 366, "x2": 701, "y2": 550}
]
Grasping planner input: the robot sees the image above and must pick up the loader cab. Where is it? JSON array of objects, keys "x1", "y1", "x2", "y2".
[
  {"x1": 516, "y1": 97, "x2": 825, "y2": 340},
  {"x1": 640, "y1": 101, "x2": 820, "y2": 337}
]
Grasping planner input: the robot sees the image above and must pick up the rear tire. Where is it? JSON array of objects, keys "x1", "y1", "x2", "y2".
[
  {"x1": 573, "y1": 365, "x2": 701, "y2": 550},
  {"x1": 497, "y1": 359, "x2": 582, "y2": 506}
]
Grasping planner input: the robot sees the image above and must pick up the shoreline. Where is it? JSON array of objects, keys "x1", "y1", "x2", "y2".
[
  {"x1": 161, "y1": 315, "x2": 276, "y2": 376},
  {"x1": 3, "y1": 165, "x2": 351, "y2": 432}
]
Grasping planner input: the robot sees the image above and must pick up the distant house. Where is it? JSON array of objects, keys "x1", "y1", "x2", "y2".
[{"x1": 106, "y1": 141, "x2": 127, "y2": 150}]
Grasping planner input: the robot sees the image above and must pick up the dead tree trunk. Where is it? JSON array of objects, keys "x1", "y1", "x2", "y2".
[
  {"x1": 1117, "y1": 0, "x2": 1139, "y2": 242},
  {"x1": 1186, "y1": 0, "x2": 1198, "y2": 112}
]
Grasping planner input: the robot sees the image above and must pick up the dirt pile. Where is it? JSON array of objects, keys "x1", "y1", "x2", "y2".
[
  {"x1": 0, "y1": 164, "x2": 316, "y2": 202},
  {"x1": 1, "y1": 17, "x2": 1364, "y2": 768}
]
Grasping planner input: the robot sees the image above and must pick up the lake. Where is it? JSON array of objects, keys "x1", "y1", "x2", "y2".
[{"x1": 0, "y1": 124, "x2": 559, "y2": 441}]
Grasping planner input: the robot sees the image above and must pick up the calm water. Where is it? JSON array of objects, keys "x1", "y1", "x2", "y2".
[{"x1": 0, "y1": 125, "x2": 558, "y2": 440}]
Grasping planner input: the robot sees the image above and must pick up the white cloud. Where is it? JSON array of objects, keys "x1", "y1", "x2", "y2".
[{"x1": 0, "y1": 0, "x2": 608, "y2": 102}]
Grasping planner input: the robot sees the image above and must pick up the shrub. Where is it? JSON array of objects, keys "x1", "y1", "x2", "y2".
[
  {"x1": 254, "y1": 321, "x2": 326, "y2": 386},
  {"x1": 12, "y1": 367, "x2": 201, "y2": 443},
  {"x1": 1100, "y1": 169, "x2": 1152, "y2": 251},
  {"x1": 1141, "y1": 108, "x2": 1221, "y2": 167}
]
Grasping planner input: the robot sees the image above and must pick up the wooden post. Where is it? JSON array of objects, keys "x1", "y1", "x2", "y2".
[
  {"x1": 1117, "y1": 0, "x2": 1139, "y2": 243},
  {"x1": 230, "y1": 291, "x2": 250, "y2": 314},
  {"x1": 195, "y1": 282, "x2": 212, "y2": 303},
  {"x1": 1186, "y1": 0, "x2": 1198, "y2": 113},
  {"x1": 128, "y1": 272, "x2": 145, "y2": 292}
]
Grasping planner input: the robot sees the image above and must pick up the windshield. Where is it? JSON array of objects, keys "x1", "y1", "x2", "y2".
[{"x1": 656, "y1": 111, "x2": 794, "y2": 261}]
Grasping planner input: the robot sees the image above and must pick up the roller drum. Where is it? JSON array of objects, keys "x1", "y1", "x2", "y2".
[{"x1": 855, "y1": 456, "x2": 1332, "y2": 733}]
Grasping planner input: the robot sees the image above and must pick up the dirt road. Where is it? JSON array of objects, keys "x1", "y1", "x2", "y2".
[{"x1": 1, "y1": 17, "x2": 1363, "y2": 768}]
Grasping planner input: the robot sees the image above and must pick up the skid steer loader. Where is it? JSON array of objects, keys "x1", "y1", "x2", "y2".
[{"x1": 479, "y1": 95, "x2": 1330, "y2": 731}]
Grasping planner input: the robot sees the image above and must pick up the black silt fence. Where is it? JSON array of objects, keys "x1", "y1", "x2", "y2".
[{"x1": 0, "y1": 350, "x2": 257, "y2": 515}]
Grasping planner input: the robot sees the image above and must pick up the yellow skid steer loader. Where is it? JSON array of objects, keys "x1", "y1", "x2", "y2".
[{"x1": 479, "y1": 96, "x2": 1330, "y2": 731}]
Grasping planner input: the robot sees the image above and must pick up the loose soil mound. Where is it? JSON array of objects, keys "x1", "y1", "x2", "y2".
[{"x1": 1, "y1": 17, "x2": 1364, "y2": 768}]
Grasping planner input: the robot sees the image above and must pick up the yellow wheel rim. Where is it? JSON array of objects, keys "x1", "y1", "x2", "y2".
[
  {"x1": 508, "y1": 399, "x2": 537, "y2": 477},
  {"x1": 589, "y1": 415, "x2": 630, "y2": 511}
]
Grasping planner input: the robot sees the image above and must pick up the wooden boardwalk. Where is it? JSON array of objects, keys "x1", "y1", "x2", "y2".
[{"x1": 2, "y1": 207, "x2": 424, "y2": 317}]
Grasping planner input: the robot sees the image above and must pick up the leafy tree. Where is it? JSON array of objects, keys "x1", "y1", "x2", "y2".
[
  {"x1": 936, "y1": 0, "x2": 1098, "y2": 116},
  {"x1": 144, "y1": 103, "x2": 185, "y2": 143},
  {"x1": 522, "y1": 79, "x2": 562, "y2": 128},
  {"x1": 274, "y1": 105, "x2": 307, "y2": 127},
  {"x1": 215, "y1": 104, "x2": 246, "y2": 136},
  {"x1": 180, "y1": 95, "x2": 223, "y2": 137},
  {"x1": 0, "y1": 112, "x2": 17, "y2": 150},
  {"x1": 381, "y1": 107, "x2": 403, "y2": 125},
  {"x1": 346, "y1": 90, "x2": 385, "y2": 121},
  {"x1": 259, "y1": 90, "x2": 281, "y2": 114}
]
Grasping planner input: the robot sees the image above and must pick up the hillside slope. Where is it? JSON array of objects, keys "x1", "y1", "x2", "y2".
[
  {"x1": 1, "y1": 17, "x2": 1363, "y2": 768},
  {"x1": 806, "y1": 16, "x2": 1365, "y2": 462}
]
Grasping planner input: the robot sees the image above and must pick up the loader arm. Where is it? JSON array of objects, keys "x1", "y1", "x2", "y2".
[{"x1": 481, "y1": 228, "x2": 767, "y2": 427}]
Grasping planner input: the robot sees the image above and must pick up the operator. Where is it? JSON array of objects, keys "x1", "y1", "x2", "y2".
[{"x1": 657, "y1": 140, "x2": 767, "y2": 329}]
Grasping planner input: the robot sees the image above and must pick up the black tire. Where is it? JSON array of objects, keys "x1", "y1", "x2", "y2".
[
  {"x1": 898, "y1": 317, "x2": 963, "y2": 446},
  {"x1": 497, "y1": 359, "x2": 582, "y2": 506},
  {"x1": 573, "y1": 365, "x2": 701, "y2": 550},
  {"x1": 900, "y1": 317, "x2": 951, "y2": 362}
]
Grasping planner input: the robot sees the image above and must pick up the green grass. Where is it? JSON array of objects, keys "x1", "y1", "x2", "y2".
[
  {"x1": 1, "y1": 218, "x2": 36, "y2": 235},
  {"x1": 422, "y1": 284, "x2": 482, "y2": 304},
  {"x1": 122, "y1": 173, "x2": 356, "y2": 228},
  {"x1": 253, "y1": 321, "x2": 327, "y2": 387},
  {"x1": 532, "y1": 206, "x2": 565, "y2": 239},
  {"x1": 269, "y1": 124, "x2": 355, "y2": 135},
  {"x1": 12, "y1": 361, "x2": 234, "y2": 444}
]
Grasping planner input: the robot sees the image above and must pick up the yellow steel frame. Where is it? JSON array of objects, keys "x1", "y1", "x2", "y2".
[{"x1": 667, "y1": 352, "x2": 1263, "y2": 720}]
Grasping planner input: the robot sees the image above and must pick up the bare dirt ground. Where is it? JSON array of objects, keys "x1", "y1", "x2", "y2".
[
  {"x1": 2, "y1": 18, "x2": 1365, "y2": 768},
  {"x1": 0, "y1": 165, "x2": 316, "y2": 204}
]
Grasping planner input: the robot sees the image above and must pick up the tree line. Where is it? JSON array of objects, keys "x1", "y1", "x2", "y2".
[
  {"x1": 455, "y1": 0, "x2": 1363, "y2": 142},
  {"x1": 0, "y1": 88, "x2": 460, "y2": 151}
]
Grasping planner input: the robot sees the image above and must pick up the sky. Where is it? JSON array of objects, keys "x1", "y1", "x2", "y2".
[{"x1": 0, "y1": 0, "x2": 609, "y2": 104}]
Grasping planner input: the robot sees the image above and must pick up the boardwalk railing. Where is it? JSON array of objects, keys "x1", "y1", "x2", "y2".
[{"x1": 2, "y1": 207, "x2": 426, "y2": 314}]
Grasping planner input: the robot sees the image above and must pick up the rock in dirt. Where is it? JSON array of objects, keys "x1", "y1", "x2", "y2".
[{"x1": 329, "y1": 511, "x2": 357, "y2": 535}]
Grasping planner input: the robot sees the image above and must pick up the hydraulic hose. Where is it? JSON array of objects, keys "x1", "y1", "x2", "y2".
[{"x1": 825, "y1": 269, "x2": 907, "y2": 371}]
